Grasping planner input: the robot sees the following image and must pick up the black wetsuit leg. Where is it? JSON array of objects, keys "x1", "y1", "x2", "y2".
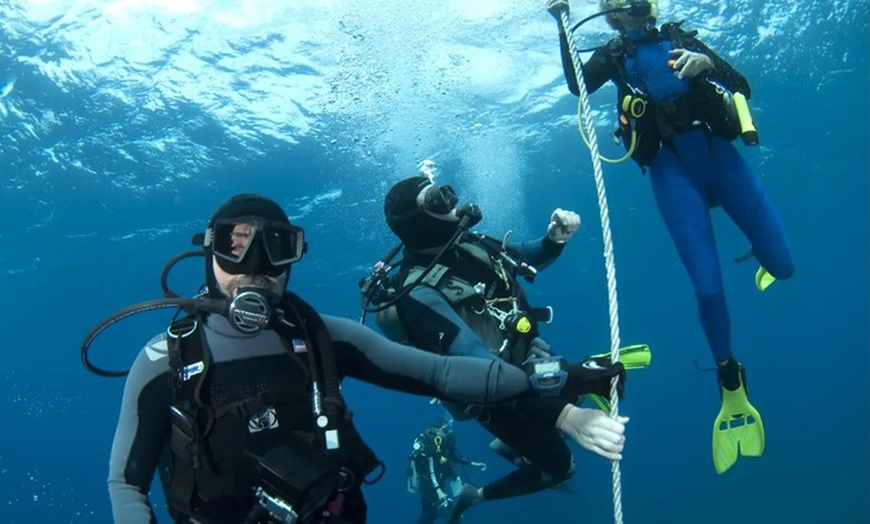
[
  {"x1": 333, "y1": 484, "x2": 367, "y2": 524},
  {"x1": 415, "y1": 497, "x2": 438, "y2": 524},
  {"x1": 476, "y1": 408, "x2": 574, "y2": 500}
]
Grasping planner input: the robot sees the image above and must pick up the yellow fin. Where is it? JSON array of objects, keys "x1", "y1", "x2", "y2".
[
  {"x1": 712, "y1": 380, "x2": 766, "y2": 474},
  {"x1": 755, "y1": 266, "x2": 776, "y2": 291}
]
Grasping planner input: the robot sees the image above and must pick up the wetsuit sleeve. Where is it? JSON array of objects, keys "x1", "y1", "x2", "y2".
[
  {"x1": 449, "y1": 445, "x2": 470, "y2": 465},
  {"x1": 323, "y1": 315, "x2": 531, "y2": 403},
  {"x1": 684, "y1": 35, "x2": 751, "y2": 98},
  {"x1": 394, "y1": 287, "x2": 571, "y2": 426},
  {"x1": 425, "y1": 456, "x2": 440, "y2": 492},
  {"x1": 508, "y1": 235, "x2": 565, "y2": 270},
  {"x1": 107, "y1": 335, "x2": 172, "y2": 524},
  {"x1": 558, "y1": 30, "x2": 616, "y2": 95},
  {"x1": 410, "y1": 443, "x2": 437, "y2": 491}
]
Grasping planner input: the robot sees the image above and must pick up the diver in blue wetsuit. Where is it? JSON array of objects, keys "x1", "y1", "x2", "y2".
[{"x1": 547, "y1": 0, "x2": 795, "y2": 474}]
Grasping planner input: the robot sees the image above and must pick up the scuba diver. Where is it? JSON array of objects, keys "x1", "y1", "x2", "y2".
[
  {"x1": 87, "y1": 193, "x2": 627, "y2": 524},
  {"x1": 545, "y1": 0, "x2": 796, "y2": 474},
  {"x1": 359, "y1": 172, "x2": 632, "y2": 523},
  {"x1": 407, "y1": 419, "x2": 487, "y2": 524}
]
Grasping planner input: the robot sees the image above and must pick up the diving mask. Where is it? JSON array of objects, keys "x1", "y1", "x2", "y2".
[
  {"x1": 621, "y1": 0, "x2": 653, "y2": 18},
  {"x1": 592, "y1": 0, "x2": 658, "y2": 32},
  {"x1": 602, "y1": 0, "x2": 654, "y2": 17},
  {"x1": 205, "y1": 217, "x2": 307, "y2": 275},
  {"x1": 420, "y1": 184, "x2": 459, "y2": 215}
]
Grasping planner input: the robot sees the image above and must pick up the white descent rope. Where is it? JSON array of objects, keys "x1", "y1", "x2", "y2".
[{"x1": 556, "y1": 6, "x2": 626, "y2": 524}]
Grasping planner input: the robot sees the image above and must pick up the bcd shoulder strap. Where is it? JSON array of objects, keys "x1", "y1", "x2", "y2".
[
  {"x1": 165, "y1": 314, "x2": 209, "y2": 517},
  {"x1": 278, "y1": 293, "x2": 384, "y2": 483}
]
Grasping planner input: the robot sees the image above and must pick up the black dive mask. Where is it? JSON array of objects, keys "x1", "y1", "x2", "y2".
[
  {"x1": 206, "y1": 217, "x2": 306, "y2": 276},
  {"x1": 422, "y1": 185, "x2": 459, "y2": 215},
  {"x1": 623, "y1": 0, "x2": 651, "y2": 18},
  {"x1": 570, "y1": 0, "x2": 653, "y2": 38}
]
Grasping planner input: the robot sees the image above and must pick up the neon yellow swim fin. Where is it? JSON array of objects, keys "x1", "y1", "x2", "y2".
[
  {"x1": 713, "y1": 363, "x2": 765, "y2": 474},
  {"x1": 755, "y1": 266, "x2": 776, "y2": 291},
  {"x1": 588, "y1": 344, "x2": 652, "y2": 413}
]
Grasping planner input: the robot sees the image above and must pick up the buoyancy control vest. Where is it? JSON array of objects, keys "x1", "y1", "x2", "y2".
[
  {"x1": 373, "y1": 232, "x2": 554, "y2": 368},
  {"x1": 162, "y1": 292, "x2": 383, "y2": 524},
  {"x1": 607, "y1": 21, "x2": 749, "y2": 166}
]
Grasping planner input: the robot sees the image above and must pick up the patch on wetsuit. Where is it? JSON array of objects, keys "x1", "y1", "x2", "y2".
[{"x1": 248, "y1": 406, "x2": 280, "y2": 433}]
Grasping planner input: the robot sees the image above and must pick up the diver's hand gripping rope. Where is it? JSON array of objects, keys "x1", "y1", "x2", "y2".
[{"x1": 554, "y1": 5, "x2": 626, "y2": 524}]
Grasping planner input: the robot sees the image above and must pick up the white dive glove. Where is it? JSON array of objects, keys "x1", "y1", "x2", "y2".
[
  {"x1": 556, "y1": 405, "x2": 629, "y2": 461},
  {"x1": 669, "y1": 49, "x2": 714, "y2": 80},
  {"x1": 547, "y1": 208, "x2": 581, "y2": 243}
]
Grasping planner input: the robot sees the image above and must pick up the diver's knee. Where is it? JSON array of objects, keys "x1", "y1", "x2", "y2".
[
  {"x1": 695, "y1": 291, "x2": 727, "y2": 312},
  {"x1": 689, "y1": 273, "x2": 724, "y2": 298},
  {"x1": 545, "y1": 454, "x2": 575, "y2": 483},
  {"x1": 772, "y1": 258, "x2": 795, "y2": 280},
  {"x1": 754, "y1": 237, "x2": 795, "y2": 281}
]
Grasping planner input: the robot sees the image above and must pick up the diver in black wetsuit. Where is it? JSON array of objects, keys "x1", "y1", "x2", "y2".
[
  {"x1": 407, "y1": 419, "x2": 486, "y2": 524},
  {"x1": 367, "y1": 174, "x2": 630, "y2": 523}
]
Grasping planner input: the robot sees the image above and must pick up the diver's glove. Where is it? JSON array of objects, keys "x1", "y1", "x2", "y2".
[
  {"x1": 561, "y1": 356, "x2": 626, "y2": 404},
  {"x1": 547, "y1": 208, "x2": 581, "y2": 244},
  {"x1": 546, "y1": 0, "x2": 570, "y2": 24},
  {"x1": 669, "y1": 49, "x2": 714, "y2": 80},
  {"x1": 457, "y1": 203, "x2": 483, "y2": 229},
  {"x1": 556, "y1": 406, "x2": 629, "y2": 461}
]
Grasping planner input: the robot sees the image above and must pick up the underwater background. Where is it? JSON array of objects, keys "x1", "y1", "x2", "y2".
[{"x1": 0, "y1": 0, "x2": 867, "y2": 522}]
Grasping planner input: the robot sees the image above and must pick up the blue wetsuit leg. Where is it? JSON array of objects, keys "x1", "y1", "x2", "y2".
[
  {"x1": 708, "y1": 136, "x2": 795, "y2": 279},
  {"x1": 649, "y1": 133, "x2": 732, "y2": 363}
]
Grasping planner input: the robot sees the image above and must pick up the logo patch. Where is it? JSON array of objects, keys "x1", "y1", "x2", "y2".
[
  {"x1": 248, "y1": 407, "x2": 280, "y2": 433},
  {"x1": 182, "y1": 361, "x2": 205, "y2": 381},
  {"x1": 582, "y1": 360, "x2": 605, "y2": 371},
  {"x1": 292, "y1": 338, "x2": 308, "y2": 354}
]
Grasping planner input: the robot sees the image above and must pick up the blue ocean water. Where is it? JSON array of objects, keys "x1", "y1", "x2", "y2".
[{"x1": 1, "y1": 1, "x2": 867, "y2": 523}]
